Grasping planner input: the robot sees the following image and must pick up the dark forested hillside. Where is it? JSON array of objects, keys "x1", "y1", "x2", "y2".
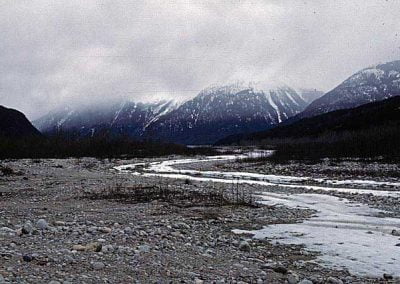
[
  {"x1": 217, "y1": 96, "x2": 400, "y2": 160},
  {"x1": 0, "y1": 105, "x2": 42, "y2": 139}
]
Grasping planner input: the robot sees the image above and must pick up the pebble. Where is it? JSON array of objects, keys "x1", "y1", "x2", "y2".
[
  {"x1": 36, "y1": 219, "x2": 48, "y2": 230},
  {"x1": 288, "y1": 273, "x2": 300, "y2": 284},
  {"x1": 327, "y1": 277, "x2": 343, "y2": 284},
  {"x1": 22, "y1": 221, "x2": 33, "y2": 234},
  {"x1": 92, "y1": 261, "x2": 105, "y2": 270},
  {"x1": 272, "y1": 265, "x2": 287, "y2": 274},
  {"x1": 138, "y1": 244, "x2": 150, "y2": 253},
  {"x1": 72, "y1": 245, "x2": 86, "y2": 251},
  {"x1": 391, "y1": 229, "x2": 400, "y2": 236},
  {"x1": 239, "y1": 241, "x2": 251, "y2": 252},
  {"x1": 383, "y1": 273, "x2": 393, "y2": 280},
  {"x1": 85, "y1": 242, "x2": 102, "y2": 252},
  {"x1": 298, "y1": 279, "x2": 313, "y2": 284},
  {"x1": 22, "y1": 255, "x2": 34, "y2": 262}
]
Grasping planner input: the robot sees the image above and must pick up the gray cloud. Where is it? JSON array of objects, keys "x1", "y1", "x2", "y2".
[{"x1": 0, "y1": 0, "x2": 399, "y2": 119}]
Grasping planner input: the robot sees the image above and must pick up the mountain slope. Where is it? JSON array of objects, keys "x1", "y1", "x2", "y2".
[
  {"x1": 0, "y1": 105, "x2": 42, "y2": 139},
  {"x1": 144, "y1": 83, "x2": 309, "y2": 144},
  {"x1": 34, "y1": 100, "x2": 181, "y2": 138},
  {"x1": 34, "y1": 82, "x2": 313, "y2": 144},
  {"x1": 217, "y1": 96, "x2": 400, "y2": 160},
  {"x1": 297, "y1": 60, "x2": 400, "y2": 119}
]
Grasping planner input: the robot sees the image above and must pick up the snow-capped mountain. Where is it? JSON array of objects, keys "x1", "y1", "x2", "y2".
[
  {"x1": 34, "y1": 82, "x2": 314, "y2": 144},
  {"x1": 34, "y1": 99, "x2": 181, "y2": 137},
  {"x1": 144, "y1": 82, "x2": 309, "y2": 144},
  {"x1": 297, "y1": 60, "x2": 400, "y2": 119}
]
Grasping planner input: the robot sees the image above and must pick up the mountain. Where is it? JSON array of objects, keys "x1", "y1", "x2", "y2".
[
  {"x1": 34, "y1": 82, "x2": 315, "y2": 144},
  {"x1": 298, "y1": 88, "x2": 324, "y2": 104},
  {"x1": 0, "y1": 106, "x2": 42, "y2": 139},
  {"x1": 143, "y1": 82, "x2": 309, "y2": 144},
  {"x1": 34, "y1": 99, "x2": 181, "y2": 138},
  {"x1": 216, "y1": 96, "x2": 400, "y2": 160},
  {"x1": 297, "y1": 60, "x2": 400, "y2": 119}
]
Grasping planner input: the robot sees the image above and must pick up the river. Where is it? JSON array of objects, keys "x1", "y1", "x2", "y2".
[{"x1": 115, "y1": 151, "x2": 400, "y2": 278}]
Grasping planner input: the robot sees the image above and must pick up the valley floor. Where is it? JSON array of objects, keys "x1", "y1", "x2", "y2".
[{"x1": 0, "y1": 154, "x2": 399, "y2": 283}]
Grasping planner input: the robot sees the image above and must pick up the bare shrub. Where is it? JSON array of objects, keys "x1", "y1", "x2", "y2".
[{"x1": 83, "y1": 180, "x2": 257, "y2": 208}]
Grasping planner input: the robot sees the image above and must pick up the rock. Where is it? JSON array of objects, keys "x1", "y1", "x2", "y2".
[
  {"x1": 383, "y1": 273, "x2": 393, "y2": 280},
  {"x1": 391, "y1": 229, "x2": 400, "y2": 236},
  {"x1": 0, "y1": 274, "x2": 4, "y2": 283},
  {"x1": 194, "y1": 278, "x2": 204, "y2": 284},
  {"x1": 36, "y1": 219, "x2": 48, "y2": 230},
  {"x1": 288, "y1": 273, "x2": 300, "y2": 284},
  {"x1": 85, "y1": 242, "x2": 102, "y2": 252},
  {"x1": 138, "y1": 244, "x2": 150, "y2": 253},
  {"x1": 92, "y1": 261, "x2": 105, "y2": 270},
  {"x1": 102, "y1": 244, "x2": 114, "y2": 253},
  {"x1": 72, "y1": 245, "x2": 86, "y2": 251},
  {"x1": 0, "y1": 227, "x2": 15, "y2": 236},
  {"x1": 272, "y1": 265, "x2": 287, "y2": 274},
  {"x1": 327, "y1": 277, "x2": 343, "y2": 284},
  {"x1": 298, "y1": 280, "x2": 313, "y2": 284},
  {"x1": 54, "y1": 221, "x2": 66, "y2": 226},
  {"x1": 48, "y1": 281, "x2": 61, "y2": 284},
  {"x1": 124, "y1": 227, "x2": 132, "y2": 234},
  {"x1": 98, "y1": 227, "x2": 112, "y2": 233},
  {"x1": 22, "y1": 254, "x2": 34, "y2": 262},
  {"x1": 22, "y1": 221, "x2": 33, "y2": 234},
  {"x1": 238, "y1": 241, "x2": 251, "y2": 252}
]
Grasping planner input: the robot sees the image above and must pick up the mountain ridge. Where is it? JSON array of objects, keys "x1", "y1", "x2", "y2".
[{"x1": 34, "y1": 83, "x2": 318, "y2": 144}]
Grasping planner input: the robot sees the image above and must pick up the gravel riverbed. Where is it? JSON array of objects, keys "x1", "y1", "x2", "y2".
[{"x1": 0, "y1": 157, "x2": 398, "y2": 283}]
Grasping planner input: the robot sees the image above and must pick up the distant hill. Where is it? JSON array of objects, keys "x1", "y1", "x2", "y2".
[
  {"x1": 0, "y1": 105, "x2": 42, "y2": 139},
  {"x1": 295, "y1": 60, "x2": 400, "y2": 120},
  {"x1": 217, "y1": 96, "x2": 400, "y2": 160}
]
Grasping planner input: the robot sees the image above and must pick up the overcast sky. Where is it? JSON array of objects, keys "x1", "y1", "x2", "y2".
[{"x1": 1, "y1": 0, "x2": 399, "y2": 119}]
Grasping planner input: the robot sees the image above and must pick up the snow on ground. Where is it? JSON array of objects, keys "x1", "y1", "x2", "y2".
[
  {"x1": 115, "y1": 153, "x2": 400, "y2": 197},
  {"x1": 115, "y1": 151, "x2": 400, "y2": 278},
  {"x1": 234, "y1": 193, "x2": 400, "y2": 277}
]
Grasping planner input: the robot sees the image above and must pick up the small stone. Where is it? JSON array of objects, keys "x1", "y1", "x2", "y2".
[
  {"x1": 48, "y1": 281, "x2": 61, "y2": 284},
  {"x1": 194, "y1": 278, "x2": 204, "y2": 284},
  {"x1": 92, "y1": 261, "x2": 105, "y2": 270},
  {"x1": 54, "y1": 221, "x2": 66, "y2": 226},
  {"x1": 327, "y1": 277, "x2": 343, "y2": 284},
  {"x1": 0, "y1": 227, "x2": 15, "y2": 235},
  {"x1": 138, "y1": 244, "x2": 150, "y2": 253},
  {"x1": 272, "y1": 265, "x2": 287, "y2": 274},
  {"x1": 298, "y1": 280, "x2": 313, "y2": 284},
  {"x1": 86, "y1": 242, "x2": 102, "y2": 252},
  {"x1": 99, "y1": 227, "x2": 112, "y2": 233},
  {"x1": 22, "y1": 254, "x2": 34, "y2": 262},
  {"x1": 36, "y1": 219, "x2": 48, "y2": 230},
  {"x1": 72, "y1": 245, "x2": 86, "y2": 251},
  {"x1": 22, "y1": 221, "x2": 33, "y2": 234},
  {"x1": 391, "y1": 229, "x2": 400, "y2": 236},
  {"x1": 239, "y1": 241, "x2": 251, "y2": 252},
  {"x1": 102, "y1": 244, "x2": 114, "y2": 253},
  {"x1": 288, "y1": 273, "x2": 300, "y2": 284},
  {"x1": 383, "y1": 273, "x2": 393, "y2": 280}
]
